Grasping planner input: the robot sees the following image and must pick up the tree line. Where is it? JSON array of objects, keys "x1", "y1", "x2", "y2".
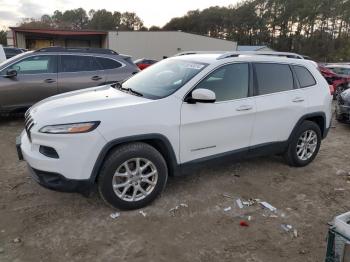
[
  {"x1": 19, "y1": 8, "x2": 146, "y2": 31},
  {"x1": 2, "y1": 0, "x2": 350, "y2": 61},
  {"x1": 164, "y1": 0, "x2": 350, "y2": 62}
]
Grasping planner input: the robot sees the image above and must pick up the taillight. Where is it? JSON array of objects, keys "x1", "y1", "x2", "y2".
[{"x1": 329, "y1": 85, "x2": 335, "y2": 95}]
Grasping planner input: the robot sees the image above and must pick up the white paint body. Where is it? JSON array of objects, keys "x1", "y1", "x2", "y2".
[{"x1": 20, "y1": 54, "x2": 332, "y2": 181}]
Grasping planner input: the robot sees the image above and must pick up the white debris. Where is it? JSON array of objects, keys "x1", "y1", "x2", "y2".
[
  {"x1": 293, "y1": 229, "x2": 298, "y2": 238},
  {"x1": 281, "y1": 224, "x2": 293, "y2": 232},
  {"x1": 336, "y1": 169, "x2": 348, "y2": 176},
  {"x1": 224, "y1": 206, "x2": 232, "y2": 212},
  {"x1": 236, "y1": 199, "x2": 244, "y2": 209},
  {"x1": 260, "y1": 201, "x2": 277, "y2": 212},
  {"x1": 139, "y1": 210, "x2": 147, "y2": 217},
  {"x1": 335, "y1": 188, "x2": 345, "y2": 191},
  {"x1": 169, "y1": 203, "x2": 188, "y2": 214},
  {"x1": 13, "y1": 238, "x2": 21, "y2": 243},
  {"x1": 110, "y1": 212, "x2": 120, "y2": 219},
  {"x1": 247, "y1": 216, "x2": 252, "y2": 221}
]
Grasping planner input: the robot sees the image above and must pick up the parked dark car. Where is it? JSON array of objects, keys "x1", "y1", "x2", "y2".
[
  {"x1": 336, "y1": 88, "x2": 350, "y2": 124},
  {"x1": 134, "y1": 58, "x2": 158, "y2": 70},
  {"x1": 4, "y1": 47, "x2": 26, "y2": 59},
  {"x1": 0, "y1": 47, "x2": 140, "y2": 113}
]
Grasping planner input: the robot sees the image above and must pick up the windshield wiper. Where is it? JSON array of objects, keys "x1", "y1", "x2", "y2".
[
  {"x1": 125, "y1": 88, "x2": 143, "y2": 97},
  {"x1": 113, "y1": 82, "x2": 143, "y2": 97}
]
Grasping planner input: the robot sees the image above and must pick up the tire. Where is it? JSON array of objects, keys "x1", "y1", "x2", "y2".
[
  {"x1": 98, "y1": 142, "x2": 168, "y2": 210},
  {"x1": 284, "y1": 121, "x2": 322, "y2": 167}
]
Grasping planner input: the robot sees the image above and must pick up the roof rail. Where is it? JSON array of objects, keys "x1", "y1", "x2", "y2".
[
  {"x1": 35, "y1": 46, "x2": 118, "y2": 55},
  {"x1": 217, "y1": 51, "x2": 305, "y2": 60},
  {"x1": 174, "y1": 50, "x2": 233, "y2": 57}
]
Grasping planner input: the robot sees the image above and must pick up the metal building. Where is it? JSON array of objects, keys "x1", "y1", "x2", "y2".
[{"x1": 8, "y1": 28, "x2": 237, "y2": 60}]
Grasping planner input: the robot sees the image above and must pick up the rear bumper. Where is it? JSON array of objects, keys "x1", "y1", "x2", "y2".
[{"x1": 27, "y1": 165, "x2": 91, "y2": 193}]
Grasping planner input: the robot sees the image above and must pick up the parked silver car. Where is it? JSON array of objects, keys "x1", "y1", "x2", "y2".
[{"x1": 0, "y1": 47, "x2": 140, "y2": 113}]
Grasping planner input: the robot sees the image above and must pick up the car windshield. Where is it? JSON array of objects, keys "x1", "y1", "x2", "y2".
[
  {"x1": 122, "y1": 59, "x2": 208, "y2": 99},
  {"x1": 0, "y1": 51, "x2": 32, "y2": 68}
]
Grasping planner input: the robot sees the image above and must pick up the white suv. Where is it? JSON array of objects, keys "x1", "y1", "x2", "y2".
[{"x1": 17, "y1": 52, "x2": 333, "y2": 209}]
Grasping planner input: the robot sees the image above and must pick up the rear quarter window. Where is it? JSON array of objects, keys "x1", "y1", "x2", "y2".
[
  {"x1": 293, "y1": 65, "x2": 316, "y2": 88},
  {"x1": 254, "y1": 63, "x2": 294, "y2": 95},
  {"x1": 97, "y1": 57, "x2": 122, "y2": 70}
]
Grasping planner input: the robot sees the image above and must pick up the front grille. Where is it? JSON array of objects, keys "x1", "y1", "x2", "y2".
[{"x1": 24, "y1": 111, "x2": 35, "y2": 142}]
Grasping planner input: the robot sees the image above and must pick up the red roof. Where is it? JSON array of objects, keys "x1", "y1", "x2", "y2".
[{"x1": 10, "y1": 27, "x2": 107, "y2": 36}]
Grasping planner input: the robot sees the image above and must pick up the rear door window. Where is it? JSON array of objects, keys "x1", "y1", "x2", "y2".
[
  {"x1": 60, "y1": 55, "x2": 101, "y2": 73},
  {"x1": 96, "y1": 57, "x2": 122, "y2": 70},
  {"x1": 254, "y1": 63, "x2": 294, "y2": 95},
  {"x1": 293, "y1": 65, "x2": 316, "y2": 88}
]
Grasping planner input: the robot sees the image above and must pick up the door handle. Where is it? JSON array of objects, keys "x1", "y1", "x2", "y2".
[
  {"x1": 236, "y1": 105, "x2": 253, "y2": 111},
  {"x1": 91, "y1": 76, "x2": 102, "y2": 81},
  {"x1": 44, "y1": 78, "x2": 56, "y2": 83},
  {"x1": 292, "y1": 97, "x2": 305, "y2": 103}
]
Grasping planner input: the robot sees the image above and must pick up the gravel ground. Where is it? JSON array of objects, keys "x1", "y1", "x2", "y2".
[{"x1": 0, "y1": 114, "x2": 349, "y2": 262}]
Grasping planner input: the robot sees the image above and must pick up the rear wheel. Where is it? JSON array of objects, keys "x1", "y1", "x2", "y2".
[
  {"x1": 98, "y1": 142, "x2": 168, "y2": 210},
  {"x1": 284, "y1": 121, "x2": 322, "y2": 167}
]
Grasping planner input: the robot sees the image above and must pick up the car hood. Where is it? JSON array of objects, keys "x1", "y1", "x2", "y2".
[{"x1": 29, "y1": 85, "x2": 149, "y2": 123}]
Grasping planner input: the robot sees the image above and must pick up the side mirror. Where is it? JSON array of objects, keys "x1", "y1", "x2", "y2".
[
  {"x1": 5, "y1": 69, "x2": 17, "y2": 78},
  {"x1": 187, "y1": 88, "x2": 216, "y2": 103}
]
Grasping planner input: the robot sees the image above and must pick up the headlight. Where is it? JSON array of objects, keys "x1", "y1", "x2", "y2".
[{"x1": 39, "y1": 121, "x2": 100, "y2": 134}]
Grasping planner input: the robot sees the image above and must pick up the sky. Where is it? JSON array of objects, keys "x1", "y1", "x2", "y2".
[{"x1": 0, "y1": 0, "x2": 240, "y2": 30}]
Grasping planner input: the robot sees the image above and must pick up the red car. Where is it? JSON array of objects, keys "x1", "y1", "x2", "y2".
[
  {"x1": 318, "y1": 64, "x2": 350, "y2": 99},
  {"x1": 134, "y1": 58, "x2": 158, "y2": 70}
]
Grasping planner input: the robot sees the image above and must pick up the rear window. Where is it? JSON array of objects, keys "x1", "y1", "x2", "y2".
[
  {"x1": 96, "y1": 57, "x2": 122, "y2": 70},
  {"x1": 254, "y1": 63, "x2": 294, "y2": 95},
  {"x1": 60, "y1": 55, "x2": 101, "y2": 73},
  {"x1": 293, "y1": 65, "x2": 316, "y2": 87}
]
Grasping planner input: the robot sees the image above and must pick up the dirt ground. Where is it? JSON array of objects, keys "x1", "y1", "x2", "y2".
[{"x1": 0, "y1": 113, "x2": 350, "y2": 262}]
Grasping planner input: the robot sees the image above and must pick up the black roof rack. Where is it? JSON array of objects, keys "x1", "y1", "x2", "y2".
[{"x1": 35, "y1": 46, "x2": 118, "y2": 55}]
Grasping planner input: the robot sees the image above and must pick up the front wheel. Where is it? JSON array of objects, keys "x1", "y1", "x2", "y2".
[
  {"x1": 284, "y1": 121, "x2": 322, "y2": 167},
  {"x1": 98, "y1": 142, "x2": 168, "y2": 210}
]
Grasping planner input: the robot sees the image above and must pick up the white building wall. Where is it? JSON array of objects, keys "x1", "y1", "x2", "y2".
[{"x1": 108, "y1": 31, "x2": 237, "y2": 60}]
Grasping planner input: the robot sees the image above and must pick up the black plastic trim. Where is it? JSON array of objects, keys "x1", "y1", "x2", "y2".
[
  {"x1": 288, "y1": 112, "x2": 327, "y2": 140},
  {"x1": 89, "y1": 134, "x2": 179, "y2": 182},
  {"x1": 28, "y1": 165, "x2": 91, "y2": 193}
]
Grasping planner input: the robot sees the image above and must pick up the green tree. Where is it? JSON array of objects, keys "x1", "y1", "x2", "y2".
[{"x1": 0, "y1": 30, "x2": 7, "y2": 46}]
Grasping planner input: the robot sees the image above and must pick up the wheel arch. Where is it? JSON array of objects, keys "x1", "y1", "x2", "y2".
[
  {"x1": 288, "y1": 112, "x2": 327, "y2": 142},
  {"x1": 90, "y1": 134, "x2": 179, "y2": 183}
]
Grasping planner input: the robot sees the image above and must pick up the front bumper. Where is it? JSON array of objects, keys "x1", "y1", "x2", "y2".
[
  {"x1": 27, "y1": 165, "x2": 91, "y2": 193},
  {"x1": 16, "y1": 135, "x2": 92, "y2": 193}
]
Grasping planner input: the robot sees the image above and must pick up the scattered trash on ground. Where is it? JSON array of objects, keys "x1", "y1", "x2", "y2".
[
  {"x1": 139, "y1": 210, "x2": 147, "y2": 217},
  {"x1": 336, "y1": 169, "x2": 349, "y2": 176},
  {"x1": 247, "y1": 216, "x2": 252, "y2": 221},
  {"x1": 169, "y1": 203, "x2": 188, "y2": 216},
  {"x1": 13, "y1": 238, "x2": 21, "y2": 243},
  {"x1": 222, "y1": 193, "x2": 234, "y2": 199},
  {"x1": 224, "y1": 206, "x2": 232, "y2": 212},
  {"x1": 260, "y1": 202, "x2": 277, "y2": 212},
  {"x1": 10, "y1": 181, "x2": 26, "y2": 190},
  {"x1": 240, "y1": 221, "x2": 249, "y2": 227},
  {"x1": 110, "y1": 212, "x2": 120, "y2": 219},
  {"x1": 281, "y1": 224, "x2": 293, "y2": 232},
  {"x1": 293, "y1": 229, "x2": 298, "y2": 238},
  {"x1": 335, "y1": 188, "x2": 345, "y2": 191},
  {"x1": 0, "y1": 247, "x2": 4, "y2": 253},
  {"x1": 236, "y1": 199, "x2": 244, "y2": 209}
]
